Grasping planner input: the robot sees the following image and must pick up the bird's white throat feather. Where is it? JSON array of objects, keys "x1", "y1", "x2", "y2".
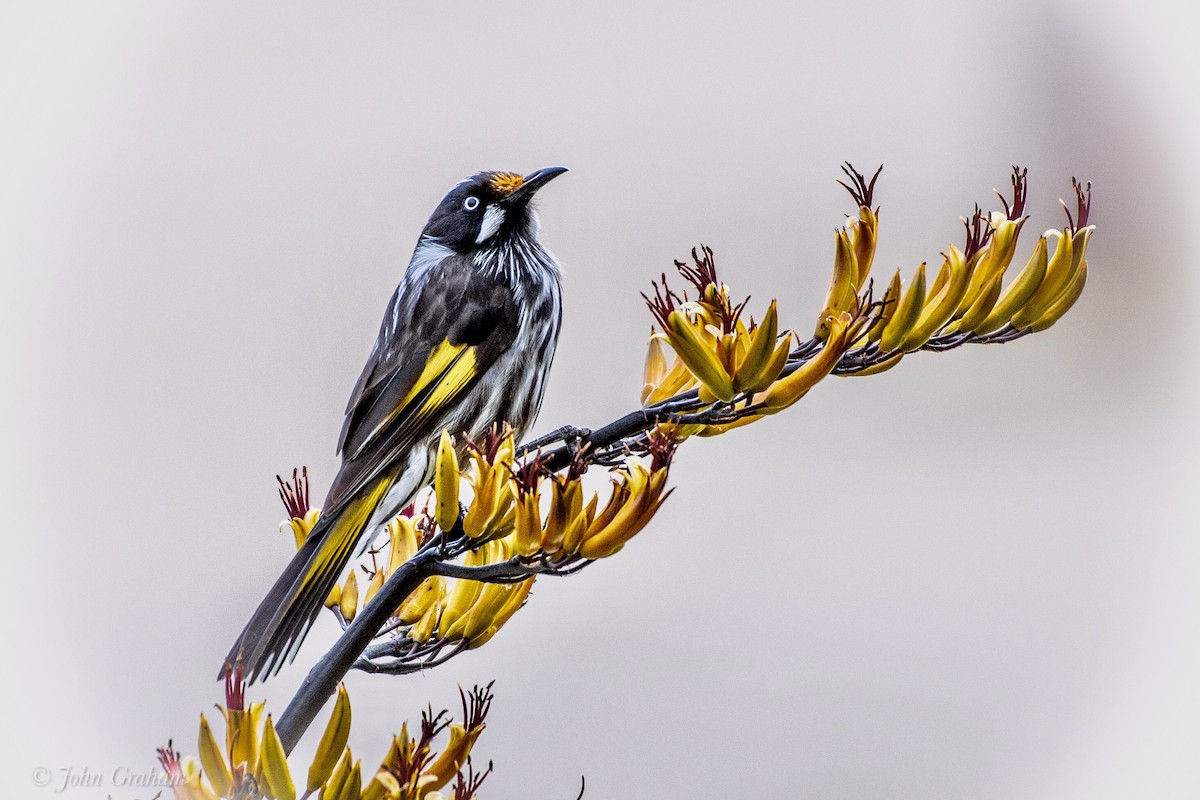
[{"x1": 475, "y1": 205, "x2": 506, "y2": 244}]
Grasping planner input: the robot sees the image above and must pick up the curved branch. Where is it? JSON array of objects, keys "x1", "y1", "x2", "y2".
[{"x1": 275, "y1": 543, "x2": 444, "y2": 752}]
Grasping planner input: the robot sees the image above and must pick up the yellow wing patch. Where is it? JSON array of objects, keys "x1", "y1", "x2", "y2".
[
  {"x1": 297, "y1": 476, "x2": 392, "y2": 597},
  {"x1": 399, "y1": 340, "x2": 472, "y2": 410},
  {"x1": 348, "y1": 339, "x2": 480, "y2": 463},
  {"x1": 417, "y1": 347, "x2": 478, "y2": 416}
]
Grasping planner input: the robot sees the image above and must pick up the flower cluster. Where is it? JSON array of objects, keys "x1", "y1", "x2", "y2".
[
  {"x1": 159, "y1": 674, "x2": 495, "y2": 800},
  {"x1": 443, "y1": 427, "x2": 676, "y2": 560},
  {"x1": 394, "y1": 537, "x2": 533, "y2": 651},
  {"x1": 837, "y1": 167, "x2": 1094, "y2": 374},
  {"x1": 275, "y1": 425, "x2": 676, "y2": 662},
  {"x1": 640, "y1": 250, "x2": 873, "y2": 436},
  {"x1": 643, "y1": 247, "x2": 791, "y2": 405},
  {"x1": 639, "y1": 165, "x2": 1095, "y2": 422}
]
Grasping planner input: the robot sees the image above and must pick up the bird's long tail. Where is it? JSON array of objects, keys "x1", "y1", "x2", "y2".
[{"x1": 221, "y1": 476, "x2": 396, "y2": 683}]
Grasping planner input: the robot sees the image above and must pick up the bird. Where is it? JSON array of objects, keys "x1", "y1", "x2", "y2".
[{"x1": 223, "y1": 167, "x2": 568, "y2": 683}]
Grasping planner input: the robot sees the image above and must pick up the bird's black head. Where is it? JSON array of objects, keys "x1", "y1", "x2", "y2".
[{"x1": 422, "y1": 167, "x2": 568, "y2": 252}]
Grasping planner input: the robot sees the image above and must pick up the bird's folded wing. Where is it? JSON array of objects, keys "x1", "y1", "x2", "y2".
[{"x1": 324, "y1": 253, "x2": 519, "y2": 519}]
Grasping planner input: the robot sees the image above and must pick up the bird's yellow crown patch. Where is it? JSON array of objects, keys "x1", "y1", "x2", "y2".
[{"x1": 490, "y1": 172, "x2": 525, "y2": 196}]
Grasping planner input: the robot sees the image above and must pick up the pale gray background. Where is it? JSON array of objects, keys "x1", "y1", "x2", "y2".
[{"x1": 2, "y1": 1, "x2": 1198, "y2": 798}]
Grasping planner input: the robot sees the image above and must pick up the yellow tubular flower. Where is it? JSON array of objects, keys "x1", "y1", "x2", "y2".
[
  {"x1": 437, "y1": 579, "x2": 483, "y2": 640},
  {"x1": 641, "y1": 331, "x2": 670, "y2": 404},
  {"x1": 325, "y1": 582, "x2": 342, "y2": 610},
  {"x1": 943, "y1": 272, "x2": 1004, "y2": 336},
  {"x1": 220, "y1": 701, "x2": 263, "y2": 775},
  {"x1": 473, "y1": 476, "x2": 512, "y2": 538},
  {"x1": 664, "y1": 309, "x2": 735, "y2": 401},
  {"x1": 379, "y1": 725, "x2": 406, "y2": 773},
  {"x1": 867, "y1": 271, "x2": 902, "y2": 345},
  {"x1": 395, "y1": 576, "x2": 444, "y2": 624},
  {"x1": 361, "y1": 770, "x2": 401, "y2": 800},
  {"x1": 461, "y1": 450, "x2": 496, "y2": 537},
  {"x1": 815, "y1": 229, "x2": 860, "y2": 337},
  {"x1": 422, "y1": 723, "x2": 482, "y2": 793},
  {"x1": 436, "y1": 544, "x2": 490, "y2": 638},
  {"x1": 196, "y1": 715, "x2": 233, "y2": 799},
  {"x1": 560, "y1": 493, "x2": 599, "y2": 555},
  {"x1": 643, "y1": 351, "x2": 700, "y2": 405},
  {"x1": 583, "y1": 484, "x2": 676, "y2": 561},
  {"x1": 434, "y1": 431, "x2": 460, "y2": 532},
  {"x1": 761, "y1": 312, "x2": 853, "y2": 411},
  {"x1": 460, "y1": 580, "x2": 522, "y2": 642},
  {"x1": 256, "y1": 715, "x2": 296, "y2": 800},
  {"x1": 336, "y1": 759, "x2": 363, "y2": 800},
  {"x1": 974, "y1": 236, "x2": 1049, "y2": 334},
  {"x1": 1012, "y1": 229, "x2": 1074, "y2": 328},
  {"x1": 307, "y1": 683, "x2": 352, "y2": 794},
  {"x1": 467, "y1": 577, "x2": 534, "y2": 649},
  {"x1": 386, "y1": 516, "x2": 419, "y2": 575},
  {"x1": 958, "y1": 214, "x2": 1025, "y2": 316},
  {"x1": 282, "y1": 508, "x2": 321, "y2": 550},
  {"x1": 543, "y1": 478, "x2": 582, "y2": 554},
  {"x1": 1015, "y1": 226, "x2": 1092, "y2": 329},
  {"x1": 878, "y1": 264, "x2": 927, "y2": 353},
  {"x1": 513, "y1": 489, "x2": 543, "y2": 557},
  {"x1": 901, "y1": 246, "x2": 972, "y2": 351},
  {"x1": 849, "y1": 205, "x2": 879, "y2": 288},
  {"x1": 483, "y1": 499, "x2": 517, "y2": 541},
  {"x1": 444, "y1": 576, "x2": 505, "y2": 642},
  {"x1": 578, "y1": 464, "x2": 673, "y2": 560},
  {"x1": 462, "y1": 440, "x2": 517, "y2": 539},
  {"x1": 733, "y1": 300, "x2": 786, "y2": 393},
  {"x1": 583, "y1": 480, "x2": 630, "y2": 543},
  {"x1": 321, "y1": 749, "x2": 354, "y2": 800},
  {"x1": 1030, "y1": 260, "x2": 1087, "y2": 332},
  {"x1": 591, "y1": 463, "x2": 648, "y2": 530},
  {"x1": 408, "y1": 601, "x2": 440, "y2": 643}
]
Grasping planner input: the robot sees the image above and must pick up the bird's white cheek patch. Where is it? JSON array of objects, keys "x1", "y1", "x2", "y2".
[{"x1": 476, "y1": 205, "x2": 506, "y2": 243}]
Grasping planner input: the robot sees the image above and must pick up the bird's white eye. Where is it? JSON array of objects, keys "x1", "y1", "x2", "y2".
[{"x1": 463, "y1": 196, "x2": 480, "y2": 211}]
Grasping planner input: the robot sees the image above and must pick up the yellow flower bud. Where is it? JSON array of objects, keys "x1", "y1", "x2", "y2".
[
  {"x1": 307, "y1": 683, "x2": 352, "y2": 794},
  {"x1": 339, "y1": 570, "x2": 359, "y2": 622},
  {"x1": 386, "y1": 515, "x2": 419, "y2": 575},
  {"x1": 363, "y1": 569, "x2": 385, "y2": 609},
  {"x1": 434, "y1": 430, "x2": 460, "y2": 532},
  {"x1": 409, "y1": 601, "x2": 440, "y2": 643},
  {"x1": 878, "y1": 264, "x2": 926, "y2": 353},
  {"x1": 256, "y1": 715, "x2": 296, "y2": 800},
  {"x1": 197, "y1": 715, "x2": 233, "y2": 799}
]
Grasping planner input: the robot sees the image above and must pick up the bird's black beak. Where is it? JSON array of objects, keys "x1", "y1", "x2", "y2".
[{"x1": 503, "y1": 166, "x2": 568, "y2": 206}]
